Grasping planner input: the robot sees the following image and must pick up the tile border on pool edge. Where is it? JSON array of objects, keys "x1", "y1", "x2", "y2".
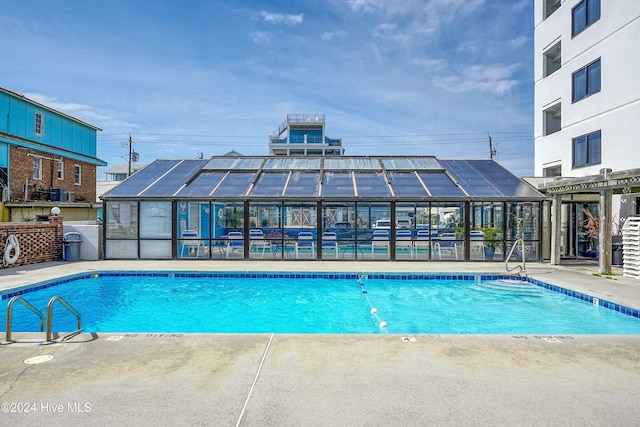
[{"x1": 1, "y1": 271, "x2": 639, "y2": 321}]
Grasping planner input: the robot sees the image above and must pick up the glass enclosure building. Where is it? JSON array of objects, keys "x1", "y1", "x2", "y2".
[{"x1": 102, "y1": 156, "x2": 545, "y2": 261}]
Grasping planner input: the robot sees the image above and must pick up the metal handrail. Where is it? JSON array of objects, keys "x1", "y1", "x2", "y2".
[
  {"x1": 2, "y1": 296, "x2": 45, "y2": 344},
  {"x1": 505, "y1": 238, "x2": 526, "y2": 275},
  {"x1": 45, "y1": 296, "x2": 82, "y2": 344}
]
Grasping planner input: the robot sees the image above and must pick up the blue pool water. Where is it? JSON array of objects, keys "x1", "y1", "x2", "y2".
[{"x1": 3, "y1": 272, "x2": 640, "y2": 334}]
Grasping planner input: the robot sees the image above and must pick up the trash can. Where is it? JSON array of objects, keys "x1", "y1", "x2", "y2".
[
  {"x1": 64, "y1": 232, "x2": 82, "y2": 261},
  {"x1": 612, "y1": 235, "x2": 623, "y2": 266}
]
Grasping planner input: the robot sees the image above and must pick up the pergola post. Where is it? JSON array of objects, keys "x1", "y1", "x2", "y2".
[
  {"x1": 550, "y1": 194, "x2": 562, "y2": 265},
  {"x1": 599, "y1": 189, "x2": 612, "y2": 274}
]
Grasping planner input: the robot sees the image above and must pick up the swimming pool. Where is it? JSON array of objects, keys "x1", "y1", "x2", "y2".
[{"x1": 3, "y1": 272, "x2": 640, "y2": 334}]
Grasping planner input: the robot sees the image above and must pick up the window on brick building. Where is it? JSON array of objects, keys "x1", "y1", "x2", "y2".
[
  {"x1": 33, "y1": 157, "x2": 42, "y2": 180},
  {"x1": 57, "y1": 160, "x2": 64, "y2": 180},
  {"x1": 74, "y1": 164, "x2": 82, "y2": 185}
]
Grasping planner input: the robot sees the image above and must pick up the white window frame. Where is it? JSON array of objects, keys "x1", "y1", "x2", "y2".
[
  {"x1": 57, "y1": 160, "x2": 64, "y2": 180},
  {"x1": 35, "y1": 111, "x2": 44, "y2": 137},
  {"x1": 74, "y1": 164, "x2": 82, "y2": 185},
  {"x1": 33, "y1": 157, "x2": 43, "y2": 180}
]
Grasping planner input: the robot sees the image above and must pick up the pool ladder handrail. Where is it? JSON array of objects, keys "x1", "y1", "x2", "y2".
[
  {"x1": 505, "y1": 237, "x2": 526, "y2": 276},
  {"x1": 2, "y1": 295, "x2": 82, "y2": 345},
  {"x1": 2, "y1": 296, "x2": 45, "y2": 344},
  {"x1": 45, "y1": 296, "x2": 83, "y2": 344}
]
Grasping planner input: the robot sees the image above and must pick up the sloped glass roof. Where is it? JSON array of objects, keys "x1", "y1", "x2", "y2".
[
  {"x1": 285, "y1": 172, "x2": 319, "y2": 197},
  {"x1": 139, "y1": 159, "x2": 208, "y2": 197},
  {"x1": 250, "y1": 172, "x2": 288, "y2": 197},
  {"x1": 102, "y1": 156, "x2": 543, "y2": 201},
  {"x1": 388, "y1": 172, "x2": 428, "y2": 197}
]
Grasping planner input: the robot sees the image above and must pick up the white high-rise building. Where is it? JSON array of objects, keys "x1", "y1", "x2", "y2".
[
  {"x1": 534, "y1": 0, "x2": 640, "y2": 177},
  {"x1": 534, "y1": 1, "x2": 640, "y2": 268}
]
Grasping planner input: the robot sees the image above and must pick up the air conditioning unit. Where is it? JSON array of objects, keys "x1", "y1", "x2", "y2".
[{"x1": 49, "y1": 188, "x2": 67, "y2": 202}]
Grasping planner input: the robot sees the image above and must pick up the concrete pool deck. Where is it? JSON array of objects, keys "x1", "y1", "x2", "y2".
[{"x1": 1, "y1": 261, "x2": 640, "y2": 426}]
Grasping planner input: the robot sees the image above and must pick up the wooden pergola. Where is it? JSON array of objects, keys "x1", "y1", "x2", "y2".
[{"x1": 539, "y1": 168, "x2": 640, "y2": 274}]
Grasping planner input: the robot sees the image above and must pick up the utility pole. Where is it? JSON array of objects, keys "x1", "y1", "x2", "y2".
[
  {"x1": 488, "y1": 134, "x2": 496, "y2": 159},
  {"x1": 128, "y1": 134, "x2": 133, "y2": 177}
]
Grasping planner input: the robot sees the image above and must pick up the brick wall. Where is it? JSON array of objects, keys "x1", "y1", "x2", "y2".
[
  {"x1": 9, "y1": 146, "x2": 97, "y2": 202},
  {"x1": 1, "y1": 216, "x2": 63, "y2": 268}
]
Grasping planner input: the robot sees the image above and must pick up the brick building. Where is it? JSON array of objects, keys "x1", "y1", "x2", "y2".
[{"x1": 0, "y1": 87, "x2": 105, "y2": 222}]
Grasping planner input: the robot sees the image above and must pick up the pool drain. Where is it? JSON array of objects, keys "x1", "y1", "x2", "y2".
[{"x1": 24, "y1": 354, "x2": 54, "y2": 365}]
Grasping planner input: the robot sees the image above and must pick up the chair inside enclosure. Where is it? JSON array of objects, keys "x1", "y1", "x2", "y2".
[
  {"x1": 226, "y1": 231, "x2": 244, "y2": 258},
  {"x1": 249, "y1": 229, "x2": 271, "y2": 258},
  {"x1": 295, "y1": 231, "x2": 315, "y2": 259},
  {"x1": 470, "y1": 230, "x2": 484, "y2": 259},
  {"x1": 395, "y1": 229, "x2": 414, "y2": 259},
  {"x1": 371, "y1": 229, "x2": 390, "y2": 258},
  {"x1": 435, "y1": 232, "x2": 458, "y2": 260},
  {"x1": 180, "y1": 229, "x2": 201, "y2": 258},
  {"x1": 321, "y1": 231, "x2": 339, "y2": 259},
  {"x1": 413, "y1": 230, "x2": 433, "y2": 259}
]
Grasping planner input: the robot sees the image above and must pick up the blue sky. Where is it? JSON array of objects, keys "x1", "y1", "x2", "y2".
[{"x1": 1, "y1": 0, "x2": 534, "y2": 177}]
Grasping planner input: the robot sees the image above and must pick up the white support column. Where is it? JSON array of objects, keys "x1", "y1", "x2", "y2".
[
  {"x1": 550, "y1": 194, "x2": 562, "y2": 265},
  {"x1": 599, "y1": 189, "x2": 612, "y2": 274}
]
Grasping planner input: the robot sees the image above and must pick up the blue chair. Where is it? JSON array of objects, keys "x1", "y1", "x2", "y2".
[
  {"x1": 321, "y1": 231, "x2": 339, "y2": 259},
  {"x1": 295, "y1": 231, "x2": 315, "y2": 259},
  {"x1": 436, "y1": 232, "x2": 458, "y2": 260}
]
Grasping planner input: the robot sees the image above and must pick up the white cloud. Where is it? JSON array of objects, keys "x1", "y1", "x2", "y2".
[
  {"x1": 250, "y1": 31, "x2": 272, "y2": 44},
  {"x1": 434, "y1": 64, "x2": 521, "y2": 95},
  {"x1": 510, "y1": 35, "x2": 528, "y2": 48},
  {"x1": 412, "y1": 57, "x2": 448, "y2": 71},
  {"x1": 23, "y1": 92, "x2": 136, "y2": 130},
  {"x1": 321, "y1": 30, "x2": 348, "y2": 41},
  {"x1": 260, "y1": 11, "x2": 303, "y2": 25}
]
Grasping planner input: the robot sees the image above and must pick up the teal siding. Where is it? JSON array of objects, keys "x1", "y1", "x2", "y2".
[
  {"x1": 0, "y1": 142, "x2": 8, "y2": 166},
  {"x1": 0, "y1": 90, "x2": 102, "y2": 165}
]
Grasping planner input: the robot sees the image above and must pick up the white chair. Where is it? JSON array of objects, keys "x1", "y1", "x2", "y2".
[
  {"x1": 395, "y1": 229, "x2": 414, "y2": 259},
  {"x1": 321, "y1": 231, "x2": 339, "y2": 259},
  {"x1": 249, "y1": 229, "x2": 271, "y2": 258},
  {"x1": 470, "y1": 230, "x2": 484, "y2": 259},
  {"x1": 180, "y1": 230, "x2": 201, "y2": 258},
  {"x1": 435, "y1": 232, "x2": 458, "y2": 260},
  {"x1": 295, "y1": 231, "x2": 315, "y2": 259},
  {"x1": 371, "y1": 229, "x2": 390, "y2": 258},
  {"x1": 414, "y1": 229, "x2": 432, "y2": 258},
  {"x1": 225, "y1": 231, "x2": 244, "y2": 258}
]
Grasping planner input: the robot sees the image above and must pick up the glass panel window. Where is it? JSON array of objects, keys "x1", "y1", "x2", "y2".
[
  {"x1": 33, "y1": 157, "x2": 42, "y2": 180},
  {"x1": 572, "y1": 130, "x2": 601, "y2": 168},
  {"x1": 57, "y1": 160, "x2": 64, "y2": 180},
  {"x1": 544, "y1": 0, "x2": 560, "y2": 19},
  {"x1": 250, "y1": 172, "x2": 288, "y2": 197},
  {"x1": 354, "y1": 172, "x2": 390, "y2": 197},
  {"x1": 572, "y1": 59, "x2": 600, "y2": 102},
  {"x1": 322, "y1": 172, "x2": 355, "y2": 197},
  {"x1": 572, "y1": 0, "x2": 600, "y2": 37},
  {"x1": 543, "y1": 104, "x2": 561, "y2": 136},
  {"x1": 139, "y1": 202, "x2": 172, "y2": 239},
  {"x1": 543, "y1": 41, "x2": 561, "y2": 77},
  {"x1": 388, "y1": 172, "x2": 428, "y2": 197},
  {"x1": 34, "y1": 111, "x2": 43, "y2": 136},
  {"x1": 105, "y1": 201, "x2": 139, "y2": 239},
  {"x1": 176, "y1": 201, "x2": 213, "y2": 259},
  {"x1": 74, "y1": 165, "x2": 81, "y2": 185}
]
